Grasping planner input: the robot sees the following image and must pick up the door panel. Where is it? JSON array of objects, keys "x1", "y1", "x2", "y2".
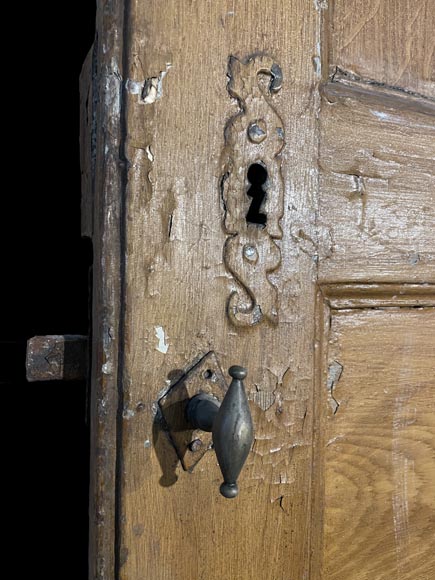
[
  {"x1": 328, "y1": 0, "x2": 435, "y2": 98},
  {"x1": 321, "y1": 307, "x2": 435, "y2": 580},
  {"x1": 318, "y1": 86, "x2": 435, "y2": 283}
]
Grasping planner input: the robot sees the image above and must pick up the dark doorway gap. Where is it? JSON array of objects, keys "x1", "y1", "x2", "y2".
[{"x1": 1, "y1": 2, "x2": 96, "y2": 576}]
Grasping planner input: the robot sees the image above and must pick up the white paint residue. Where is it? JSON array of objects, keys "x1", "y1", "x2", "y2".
[
  {"x1": 370, "y1": 109, "x2": 434, "y2": 130},
  {"x1": 146, "y1": 145, "x2": 154, "y2": 162},
  {"x1": 371, "y1": 109, "x2": 391, "y2": 121},
  {"x1": 155, "y1": 326, "x2": 169, "y2": 354},
  {"x1": 313, "y1": 55, "x2": 321, "y2": 77},
  {"x1": 125, "y1": 79, "x2": 143, "y2": 95},
  {"x1": 142, "y1": 77, "x2": 159, "y2": 104},
  {"x1": 326, "y1": 434, "x2": 344, "y2": 446},
  {"x1": 126, "y1": 64, "x2": 171, "y2": 104},
  {"x1": 270, "y1": 446, "x2": 282, "y2": 454},
  {"x1": 272, "y1": 472, "x2": 291, "y2": 485},
  {"x1": 142, "y1": 64, "x2": 172, "y2": 104},
  {"x1": 102, "y1": 361, "x2": 113, "y2": 375}
]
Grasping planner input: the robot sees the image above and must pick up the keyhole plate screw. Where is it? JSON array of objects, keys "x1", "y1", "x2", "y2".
[
  {"x1": 247, "y1": 120, "x2": 267, "y2": 143},
  {"x1": 189, "y1": 439, "x2": 203, "y2": 452}
]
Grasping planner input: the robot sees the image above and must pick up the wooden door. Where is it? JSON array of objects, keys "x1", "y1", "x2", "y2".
[{"x1": 82, "y1": 1, "x2": 435, "y2": 579}]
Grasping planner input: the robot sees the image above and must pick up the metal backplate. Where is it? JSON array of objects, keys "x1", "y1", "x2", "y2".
[{"x1": 158, "y1": 352, "x2": 227, "y2": 471}]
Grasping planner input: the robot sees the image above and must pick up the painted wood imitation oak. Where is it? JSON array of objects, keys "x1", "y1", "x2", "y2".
[
  {"x1": 329, "y1": 0, "x2": 435, "y2": 98},
  {"x1": 84, "y1": 1, "x2": 435, "y2": 578},
  {"x1": 322, "y1": 307, "x2": 435, "y2": 580},
  {"x1": 119, "y1": 1, "x2": 319, "y2": 578}
]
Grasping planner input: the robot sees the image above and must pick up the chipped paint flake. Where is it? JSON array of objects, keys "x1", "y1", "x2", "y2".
[
  {"x1": 252, "y1": 389, "x2": 276, "y2": 411},
  {"x1": 142, "y1": 64, "x2": 171, "y2": 104},
  {"x1": 142, "y1": 77, "x2": 159, "y2": 104},
  {"x1": 154, "y1": 326, "x2": 169, "y2": 354},
  {"x1": 102, "y1": 361, "x2": 113, "y2": 375},
  {"x1": 371, "y1": 109, "x2": 391, "y2": 121},
  {"x1": 126, "y1": 64, "x2": 171, "y2": 104},
  {"x1": 125, "y1": 79, "x2": 143, "y2": 95},
  {"x1": 313, "y1": 55, "x2": 321, "y2": 77},
  {"x1": 327, "y1": 360, "x2": 343, "y2": 414},
  {"x1": 146, "y1": 145, "x2": 154, "y2": 162}
]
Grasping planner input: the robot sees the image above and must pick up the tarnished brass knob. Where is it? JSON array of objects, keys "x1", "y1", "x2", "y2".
[{"x1": 186, "y1": 366, "x2": 254, "y2": 498}]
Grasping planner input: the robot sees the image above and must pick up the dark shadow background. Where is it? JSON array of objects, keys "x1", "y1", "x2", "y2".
[{"x1": 1, "y1": 2, "x2": 96, "y2": 576}]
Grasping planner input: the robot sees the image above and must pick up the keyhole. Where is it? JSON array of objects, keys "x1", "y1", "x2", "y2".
[{"x1": 246, "y1": 163, "x2": 268, "y2": 226}]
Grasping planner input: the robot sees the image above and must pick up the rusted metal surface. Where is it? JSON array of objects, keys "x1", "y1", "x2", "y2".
[{"x1": 26, "y1": 335, "x2": 88, "y2": 382}]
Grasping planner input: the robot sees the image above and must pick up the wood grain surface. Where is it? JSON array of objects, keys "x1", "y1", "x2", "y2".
[
  {"x1": 318, "y1": 83, "x2": 435, "y2": 284},
  {"x1": 320, "y1": 307, "x2": 435, "y2": 580},
  {"x1": 81, "y1": 2, "x2": 125, "y2": 578},
  {"x1": 118, "y1": 1, "x2": 322, "y2": 579},
  {"x1": 329, "y1": 0, "x2": 435, "y2": 98}
]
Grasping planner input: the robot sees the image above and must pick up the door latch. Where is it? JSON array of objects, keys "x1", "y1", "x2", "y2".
[{"x1": 158, "y1": 352, "x2": 254, "y2": 498}]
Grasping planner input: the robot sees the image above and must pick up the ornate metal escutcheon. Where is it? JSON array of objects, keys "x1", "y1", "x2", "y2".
[{"x1": 220, "y1": 54, "x2": 285, "y2": 327}]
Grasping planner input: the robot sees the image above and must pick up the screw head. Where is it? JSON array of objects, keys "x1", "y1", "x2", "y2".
[
  {"x1": 189, "y1": 438, "x2": 203, "y2": 452},
  {"x1": 247, "y1": 120, "x2": 267, "y2": 143},
  {"x1": 243, "y1": 244, "x2": 258, "y2": 263}
]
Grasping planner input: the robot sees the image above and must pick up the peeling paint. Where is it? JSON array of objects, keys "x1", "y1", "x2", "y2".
[
  {"x1": 327, "y1": 360, "x2": 343, "y2": 414},
  {"x1": 142, "y1": 77, "x2": 159, "y2": 103},
  {"x1": 371, "y1": 109, "x2": 391, "y2": 121},
  {"x1": 125, "y1": 79, "x2": 143, "y2": 95},
  {"x1": 154, "y1": 326, "x2": 169, "y2": 354},
  {"x1": 102, "y1": 361, "x2": 113, "y2": 375},
  {"x1": 142, "y1": 64, "x2": 171, "y2": 104},
  {"x1": 146, "y1": 145, "x2": 154, "y2": 162},
  {"x1": 326, "y1": 434, "x2": 344, "y2": 446},
  {"x1": 105, "y1": 58, "x2": 122, "y2": 117},
  {"x1": 102, "y1": 323, "x2": 115, "y2": 375},
  {"x1": 313, "y1": 55, "x2": 321, "y2": 77},
  {"x1": 252, "y1": 389, "x2": 276, "y2": 411},
  {"x1": 353, "y1": 174, "x2": 366, "y2": 196},
  {"x1": 126, "y1": 64, "x2": 171, "y2": 104}
]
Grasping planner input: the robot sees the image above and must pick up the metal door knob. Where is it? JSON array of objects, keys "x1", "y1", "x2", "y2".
[{"x1": 186, "y1": 366, "x2": 254, "y2": 498}]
